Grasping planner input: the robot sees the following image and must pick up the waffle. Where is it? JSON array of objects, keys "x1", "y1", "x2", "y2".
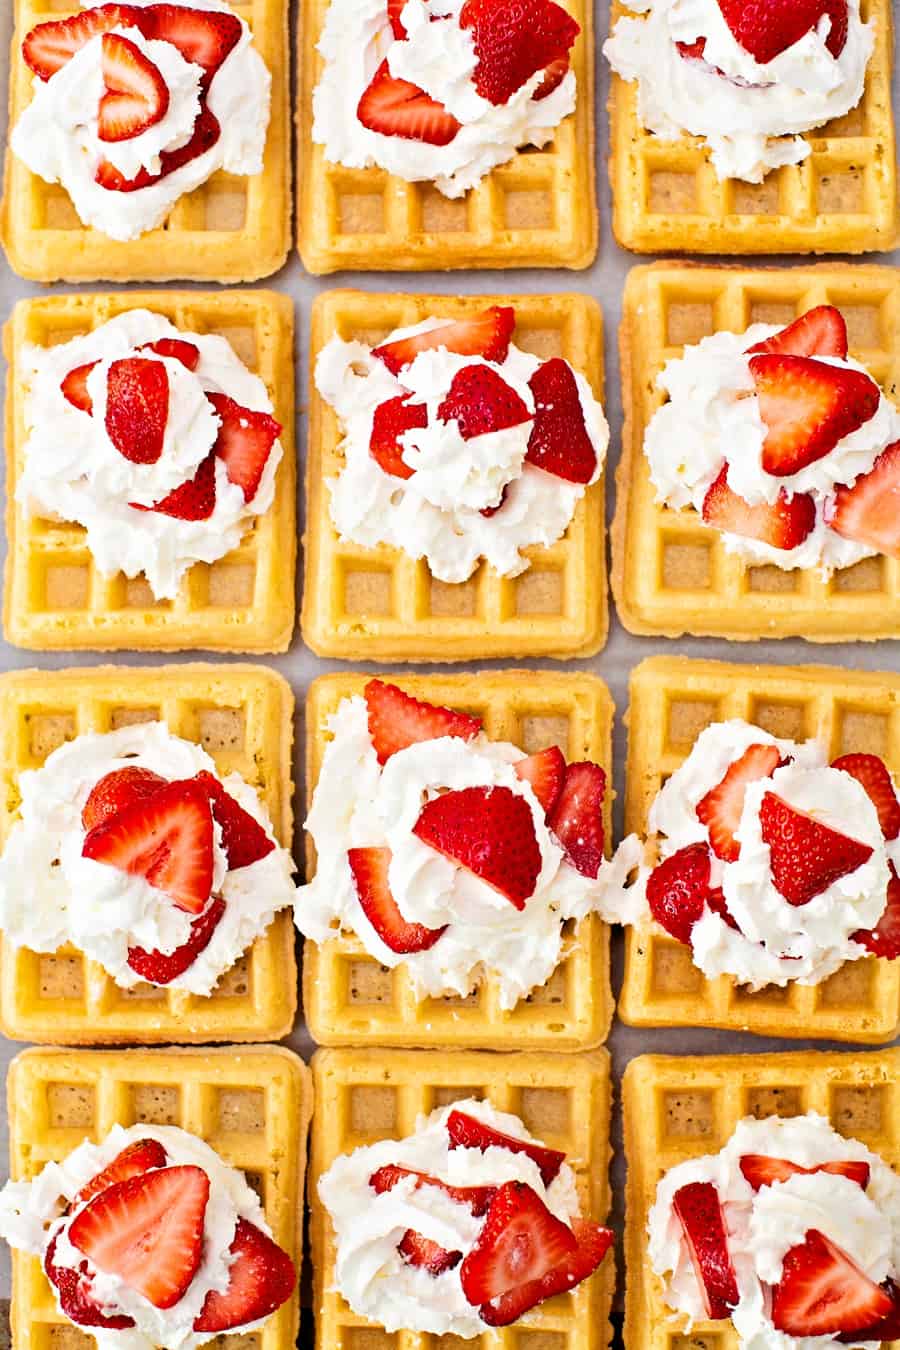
[
  {"x1": 607, "y1": 0, "x2": 897, "y2": 254},
  {"x1": 0, "y1": 662, "x2": 297, "y2": 1045},
  {"x1": 618, "y1": 654, "x2": 900, "y2": 1043},
  {"x1": 301, "y1": 291, "x2": 608, "y2": 661},
  {"x1": 6, "y1": 1043, "x2": 311, "y2": 1350},
  {"x1": 310, "y1": 1046, "x2": 613, "y2": 1350},
  {"x1": 302, "y1": 670, "x2": 615, "y2": 1050},
  {"x1": 624, "y1": 1048, "x2": 900, "y2": 1350},
  {"x1": 3, "y1": 289, "x2": 296, "y2": 653},
  {"x1": 1, "y1": 0, "x2": 291, "y2": 282},
  {"x1": 613, "y1": 262, "x2": 900, "y2": 643},
  {"x1": 296, "y1": 0, "x2": 596, "y2": 273}
]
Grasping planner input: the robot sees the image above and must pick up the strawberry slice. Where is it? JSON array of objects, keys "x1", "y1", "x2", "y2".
[
  {"x1": 82, "y1": 778, "x2": 215, "y2": 915},
  {"x1": 853, "y1": 863, "x2": 900, "y2": 959},
  {"x1": 398, "y1": 1230, "x2": 462, "y2": 1274},
  {"x1": 480, "y1": 482, "x2": 509, "y2": 518},
  {"x1": 81, "y1": 766, "x2": 167, "y2": 832},
  {"x1": 96, "y1": 105, "x2": 220, "y2": 191},
  {"x1": 748, "y1": 305, "x2": 848, "y2": 360},
  {"x1": 772, "y1": 1229, "x2": 893, "y2": 1337},
  {"x1": 672, "y1": 1181, "x2": 739, "y2": 1320},
  {"x1": 547, "y1": 762, "x2": 606, "y2": 879},
  {"x1": 749, "y1": 354, "x2": 880, "y2": 478},
  {"x1": 207, "y1": 392, "x2": 280, "y2": 504},
  {"x1": 702, "y1": 465, "x2": 816, "y2": 550},
  {"x1": 134, "y1": 451, "x2": 217, "y2": 521},
  {"x1": 739, "y1": 1155, "x2": 870, "y2": 1192},
  {"x1": 707, "y1": 887, "x2": 741, "y2": 932},
  {"x1": 459, "y1": 0, "x2": 580, "y2": 105},
  {"x1": 105, "y1": 357, "x2": 169, "y2": 465},
  {"x1": 759, "y1": 791, "x2": 874, "y2": 906},
  {"x1": 140, "y1": 338, "x2": 200, "y2": 371},
  {"x1": 348, "y1": 846, "x2": 446, "y2": 953},
  {"x1": 437, "y1": 366, "x2": 530, "y2": 441},
  {"x1": 23, "y1": 4, "x2": 138, "y2": 79},
  {"x1": 525, "y1": 358, "x2": 597, "y2": 484},
  {"x1": 388, "y1": 0, "x2": 408, "y2": 38},
  {"x1": 61, "y1": 361, "x2": 98, "y2": 413},
  {"x1": 459, "y1": 1181, "x2": 577, "y2": 1305},
  {"x1": 45, "y1": 1233, "x2": 135, "y2": 1329},
  {"x1": 127, "y1": 895, "x2": 226, "y2": 984},
  {"x1": 514, "y1": 745, "x2": 565, "y2": 815},
  {"x1": 827, "y1": 440, "x2": 900, "y2": 560},
  {"x1": 646, "y1": 842, "x2": 723, "y2": 945},
  {"x1": 76, "y1": 1138, "x2": 168, "y2": 1207},
  {"x1": 413, "y1": 785, "x2": 541, "y2": 911},
  {"x1": 371, "y1": 1164, "x2": 497, "y2": 1216},
  {"x1": 193, "y1": 1218, "x2": 295, "y2": 1332},
  {"x1": 447, "y1": 1109, "x2": 565, "y2": 1186},
  {"x1": 193, "y1": 771, "x2": 274, "y2": 870},
  {"x1": 69, "y1": 1165, "x2": 209, "y2": 1311},
  {"x1": 533, "y1": 54, "x2": 570, "y2": 100},
  {"x1": 480, "y1": 1218, "x2": 613, "y2": 1327},
  {"x1": 137, "y1": 4, "x2": 242, "y2": 85},
  {"x1": 373, "y1": 307, "x2": 515, "y2": 375},
  {"x1": 98, "y1": 33, "x2": 169, "y2": 143},
  {"x1": 696, "y1": 743, "x2": 785, "y2": 862},
  {"x1": 357, "y1": 59, "x2": 461, "y2": 145},
  {"x1": 717, "y1": 0, "x2": 848, "y2": 64},
  {"x1": 838, "y1": 1280, "x2": 900, "y2": 1343},
  {"x1": 364, "y1": 679, "x2": 482, "y2": 765},
  {"x1": 369, "y1": 395, "x2": 427, "y2": 479},
  {"x1": 831, "y1": 754, "x2": 900, "y2": 841}
]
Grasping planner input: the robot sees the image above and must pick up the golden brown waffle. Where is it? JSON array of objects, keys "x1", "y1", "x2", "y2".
[
  {"x1": 607, "y1": 0, "x2": 897, "y2": 254},
  {"x1": 0, "y1": 663, "x2": 297, "y2": 1045},
  {"x1": 302, "y1": 291, "x2": 608, "y2": 661},
  {"x1": 4, "y1": 290, "x2": 296, "y2": 653},
  {"x1": 6, "y1": 1044, "x2": 311, "y2": 1350},
  {"x1": 310, "y1": 1047, "x2": 613, "y2": 1350},
  {"x1": 1, "y1": 0, "x2": 291, "y2": 282},
  {"x1": 619, "y1": 655, "x2": 900, "y2": 1043},
  {"x1": 297, "y1": 0, "x2": 596, "y2": 273},
  {"x1": 613, "y1": 262, "x2": 900, "y2": 643},
  {"x1": 302, "y1": 671, "x2": 615, "y2": 1050},
  {"x1": 624, "y1": 1048, "x2": 900, "y2": 1350}
]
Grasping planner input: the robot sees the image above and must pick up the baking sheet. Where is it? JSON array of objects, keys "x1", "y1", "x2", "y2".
[{"x1": 0, "y1": 0, "x2": 897, "y2": 1335}]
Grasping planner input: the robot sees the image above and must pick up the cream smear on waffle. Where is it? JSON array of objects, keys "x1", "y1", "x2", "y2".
[
  {"x1": 649, "y1": 1113, "x2": 900, "y2": 1348},
  {"x1": 18, "y1": 309, "x2": 282, "y2": 600},
  {"x1": 0, "y1": 722, "x2": 295, "y2": 996},
  {"x1": 318, "y1": 1096, "x2": 581, "y2": 1337},
  {"x1": 315, "y1": 322, "x2": 607, "y2": 584},
  {"x1": 604, "y1": 0, "x2": 873, "y2": 183},
  {"x1": 295, "y1": 695, "x2": 638, "y2": 1008},
  {"x1": 0, "y1": 1123, "x2": 271, "y2": 1349},
  {"x1": 11, "y1": 0, "x2": 270, "y2": 240},
  {"x1": 644, "y1": 324, "x2": 900, "y2": 571}
]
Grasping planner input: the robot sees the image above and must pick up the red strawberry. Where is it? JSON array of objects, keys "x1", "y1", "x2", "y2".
[
  {"x1": 76, "y1": 1139, "x2": 168, "y2": 1207},
  {"x1": 437, "y1": 366, "x2": 530, "y2": 441},
  {"x1": 61, "y1": 361, "x2": 98, "y2": 413},
  {"x1": 82, "y1": 766, "x2": 166, "y2": 832},
  {"x1": 45, "y1": 1233, "x2": 134, "y2": 1329},
  {"x1": 138, "y1": 4, "x2": 242, "y2": 85},
  {"x1": 707, "y1": 887, "x2": 741, "y2": 931},
  {"x1": 547, "y1": 762, "x2": 606, "y2": 879},
  {"x1": 388, "y1": 0, "x2": 408, "y2": 38},
  {"x1": 672, "y1": 1182, "x2": 739, "y2": 1320},
  {"x1": 373, "y1": 307, "x2": 515, "y2": 375},
  {"x1": 357, "y1": 59, "x2": 461, "y2": 145},
  {"x1": 748, "y1": 305, "x2": 848, "y2": 359},
  {"x1": 831, "y1": 754, "x2": 900, "y2": 841},
  {"x1": 717, "y1": 0, "x2": 848, "y2": 64},
  {"x1": 413, "y1": 786, "x2": 541, "y2": 910},
  {"x1": 759, "y1": 791, "x2": 874, "y2": 906},
  {"x1": 514, "y1": 746, "x2": 566, "y2": 815},
  {"x1": 739, "y1": 1155, "x2": 870, "y2": 1192},
  {"x1": 348, "y1": 846, "x2": 446, "y2": 953},
  {"x1": 369, "y1": 396, "x2": 427, "y2": 479},
  {"x1": 459, "y1": 0, "x2": 580, "y2": 105},
  {"x1": 480, "y1": 483, "x2": 509, "y2": 518},
  {"x1": 193, "y1": 1219, "x2": 295, "y2": 1332},
  {"x1": 853, "y1": 863, "x2": 900, "y2": 960},
  {"x1": 480, "y1": 1218, "x2": 612, "y2": 1327},
  {"x1": 772, "y1": 1229, "x2": 894, "y2": 1337},
  {"x1": 69, "y1": 1165, "x2": 209, "y2": 1311},
  {"x1": 749, "y1": 354, "x2": 880, "y2": 478},
  {"x1": 697, "y1": 743, "x2": 785, "y2": 862},
  {"x1": 105, "y1": 357, "x2": 169, "y2": 465},
  {"x1": 676, "y1": 37, "x2": 709, "y2": 60},
  {"x1": 371, "y1": 1164, "x2": 497, "y2": 1216},
  {"x1": 193, "y1": 771, "x2": 274, "y2": 870},
  {"x1": 702, "y1": 465, "x2": 817, "y2": 550},
  {"x1": 447, "y1": 1109, "x2": 565, "y2": 1187},
  {"x1": 646, "y1": 842, "x2": 721, "y2": 945},
  {"x1": 838, "y1": 1280, "x2": 900, "y2": 1344},
  {"x1": 140, "y1": 338, "x2": 200, "y2": 370},
  {"x1": 207, "y1": 392, "x2": 280, "y2": 504},
  {"x1": 525, "y1": 358, "x2": 597, "y2": 484},
  {"x1": 459, "y1": 1181, "x2": 577, "y2": 1304},
  {"x1": 96, "y1": 105, "x2": 221, "y2": 191},
  {"x1": 827, "y1": 440, "x2": 900, "y2": 560},
  {"x1": 134, "y1": 450, "x2": 217, "y2": 521},
  {"x1": 533, "y1": 54, "x2": 570, "y2": 100},
  {"x1": 364, "y1": 679, "x2": 482, "y2": 765},
  {"x1": 398, "y1": 1230, "x2": 462, "y2": 1275},
  {"x1": 126, "y1": 895, "x2": 226, "y2": 984},
  {"x1": 22, "y1": 4, "x2": 138, "y2": 80},
  {"x1": 82, "y1": 778, "x2": 215, "y2": 915},
  {"x1": 98, "y1": 33, "x2": 169, "y2": 143}
]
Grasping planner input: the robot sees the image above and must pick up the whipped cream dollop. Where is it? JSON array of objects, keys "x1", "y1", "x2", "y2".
[
  {"x1": 0, "y1": 1123, "x2": 272, "y2": 1350},
  {"x1": 649, "y1": 1112, "x2": 900, "y2": 1350},
  {"x1": 604, "y1": 0, "x2": 874, "y2": 182},
  {"x1": 11, "y1": 0, "x2": 271, "y2": 240},
  {"x1": 0, "y1": 722, "x2": 296, "y2": 995},
  {"x1": 644, "y1": 325, "x2": 899, "y2": 572},
  {"x1": 316, "y1": 322, "x2": 607, "y2": 584},
  {"x1": 319, "y1": 1095, "x2": 581, "y2": 1337},
  {"x1": 19, "y1": 308, "x2": 282, "y2": 599}
]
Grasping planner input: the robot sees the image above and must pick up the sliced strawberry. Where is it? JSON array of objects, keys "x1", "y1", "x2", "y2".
[
  {"x1": 514, "y1": 746, "x2": 565, "y2": 815},
  {"x1": 69, "y1": 1165, "x2": 209, "y2": 1311},
  {"x1": 364, "y1": 679, "x2": 482, "y2": 765},
  {"x1": 749, "y1": 354, "x2": 880, "y2": 478},
  {"x1": 207, "y1": 392, "x2": 280, "y2": 504},
  {"x1": 739, "y1": 1155, "x2": 870, "y2": 1192},
  {"x1": 702, "y1": 465, "x2": 816, "y2": 550},
  {"x1": 696, "y1": 743, "x2": 785, "y2": 862},
  {"x1": 676, "y1": 36, "x2": 709, "y2": 60},
  {"x1": 127, "y1": 895, "x2": 226, "y2": 984},
  {"x1": 348, "y1": 846, "x2": 446, "y2": 953},
  {"x1": 759, "y1": 791, "x2": 874, "y2": 907},
  {"x1": 137, "y1": 4, "x2": 242, "y2": 85},
  {"x1": 838, "y1": 1280, "x2": 900, "y2": 1343},
  {"x1": 525, "y1": 358, "x2": 597, "y2": 484},
  {"x1": 371, "y1": 1164, "x2": 497, "y2": 1217},
  {"x1": 707, "y1": 887, "x2": 741, "y2": 932},
  {"x1": 369, "y1": 395, "x2": 427, "y2": 479},
  {"x1": 81, "y1": 766, "x2": 167, "y2": 832},
  {"x1": 831, "y1": 754, "x2": 900, "y2": 841},
  {"x1": 357, "y1": 59, "x2": 461, "y2": 145},
  {"x1": 459, "y1": 0, "x2": 580, "y2": 105},
  {"x1": 193, "y1": 771, "x2": 274, "y2": 870},
  {"x1": 447, "y1": 1109, "x2": 565, "y2": 1187},
  {"x1": 388, "y1": 0, "x2": 408, "y2": 38},
  {"x1": 672, "y1": 1181, "x2": 739, "y2": 1320},
  {"x1": 480, "y1": 1218, "x2": 613, "y2": 1327},
  {"x1": 398, "y1": 1229, "x2": 461, "y2": 1275},
  {"x1": 98, "y1": 33, "x2": 169, "y2": 143},
  {"x1": 22, "y1": 4, "x2": 137, "y2": 80},
  {"x1": 140, "y1": 338, "x2": 200, "y2": 371},
  {"x1": 82, "y1": 778, "x2": 215, "y2": 915},
  {"x1": 373, "y1": 307, "x2": 515, "y2": 375},
  {"x1": 717, "y1": 0, "x2": 848, "y2": 64},
  {"x1": 853, "y1": 863, "x2": 900, "y2": 960},
  {"x1": 437, "y1": 365, "x2": 530, "y2": 441},
  {"x1": 459, "y1": 1181, "x2": 577, "y2": 1305},
  {"x1": 772, "y1": 1228, "x2": 893, "y2": 1337},
  {"x1": 76, "y1": 1139, "x2": 168, "y2": 1207},
  {"x1": 748, "y1": 306, "x2": 848, "y2": 360},
  {"x1": 61, "y1": 361, "x2": 98, "y2": 413},
  {"x1": 480, "y1": 482, "x2": 509, "y2": 518},
  {"x1": 194, "y1": 1218, "x2": 295, "y2": 1333},
  {"x1": 45, "y1": 1233, "x2": 135, "y2": 1329},
  {"x1": 413, "y1": 785, "x2": 541, "y2": 911},
  {"x1": 133, "y1": 450, "x2": 217, "y2": 521},
  {"x1": 827, "y1": 440, "x2": 900, "y2": 560},
  {"x1": 547, "y1": 762, "x2": 606, "y2": 879},
  {"x1": 96, "y1": 105, "x2": 221, "y2": 191},
  {"x1": 533, "y1": 54, "x2": 570, "y2": 100},
  {"x1": 646, "y1": 842, "x2": 722, "y2": 945},
  {"x1": 105, "y1": 357, "x2": 169, "y2": 465}
]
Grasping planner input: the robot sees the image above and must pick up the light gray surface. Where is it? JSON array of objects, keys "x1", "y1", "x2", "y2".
[{"x1": 0, "y1": 0, "x2": 897, "y2": 1326}]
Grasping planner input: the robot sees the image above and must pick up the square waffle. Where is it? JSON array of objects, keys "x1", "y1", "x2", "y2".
[
  {"x1": 310, "y1": 1046, "x2": 614, "y2": 1350},
  {"x1": 6, "y1": 1043, "x2": 311, "y2": 1350},
  {"x1": 618, "y1": 654, "x2": 900, "y2": 1043},
  {"x1": 301, "y1": 290, "x2": 608, "y2": 661},
  {"x1": 0, "y1": 662, "x2": 297, "y2": 1045},
  {"x1": 296, "y1": 0, "x2": 596, "y2": 273},
  {"x1": 302, "y1": 670, "x2": 615, "y2": 1050},
  {"x1": 607, "y1": 0, "x2": 897, "y2": 254},
  {"x1": 3, "y1": 289, "x2": 296, "y2": 653},
  {"x1": 624, "y1": 1048, "x2": 900, "y2": 1350},
  {"x1": 1, "y1": 0, "x2": 291, "y2": 282},
  {"x1": 612, "y1": 262, "x2": 900, "y2": 643}
]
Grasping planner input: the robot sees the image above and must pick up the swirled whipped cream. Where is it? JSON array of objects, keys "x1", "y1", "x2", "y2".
[
  {"x1": 0, "y1": 722, "x2": 296, "y2": 995},
  {"x1": 604, "y1": 0, "x2": 874, "y2": 182}
]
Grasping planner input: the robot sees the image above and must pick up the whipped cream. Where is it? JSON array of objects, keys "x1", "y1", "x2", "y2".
[
  {"x1": 0, "y1": 722, "x2": 296, "y2": 995},
  {"x1": 316, "y1": 322, "x2": 607, "y2": 584},
  {"x1": 11, "y1": 0, "x2": 271, "y2": 240},
  {"x1": 604, "y1": 0, "x2": 874, "y2": 182},
  {"x1": 319, "y1": 1096, "x2": 581, "y2": 1337},
  {"x1": 649, "y1": 1112, "x2": 900, "y2": 1350},
  {"x1": 18, "y1": 308, "x2": 282, "y2": 599},
  {"x1": 0, "y1": 1123, "x2": 272, "y2": 1350}
]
